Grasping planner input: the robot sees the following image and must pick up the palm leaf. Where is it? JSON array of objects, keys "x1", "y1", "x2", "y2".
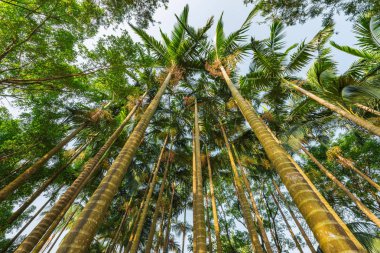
[{"x1": 330, "y1": 41, "x2": 376, "y2": 59}]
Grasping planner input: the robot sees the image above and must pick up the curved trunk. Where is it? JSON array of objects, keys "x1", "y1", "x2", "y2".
[
  {"x1": 0, "y1": 124, "x2": 86, "y2": 201},
  {"x1": 144, "y1": 158, "x2": 171, "y2": 253},
  {"x1": 15, "y1": 95, "x2": 144, "y2": 253},
  {"x1": 193, "y1": 98, "x2": 208, "y2": 253},
  {"x1": 335, "y1": 154, "x2": 380, "y2": 192},
  {"x1": 6, "y1": 142, "x2": 88, "y2": 226},
  {"x1": 0, "y1": 186, "x2": 62, "y2": 253},
  {"x1": 301, "y1": 146, "x2": 380, "y2": 227},
  {"x1": 286, "y1": 81, "x2": 380, "y2": 137},
  {"x1": 220, "y1": 65, "x2": 365, "y2": 252},
  {"x1": 130, "y1": 135, "x2": 169, "y2": 253},
  {"x1": 355, "y1": 103, "x2": 380, "y2": 117},
  {"x1": 220, "y1": 122, "x2": 264, "y2": 253},
  {"x1": 271, "y1": 193, "x2": 304, "y2": 253},
  {"x1": 56, "y1": 72, "x2": 171, "y2": 253},
  {"x1": 232, "y1": 145, "x2": 273, "y2": 253},
  {"x1": 206, "y1": 152, "x2": 223, "y2": 253},
  {"x1": 163, "y1": 184, "x2": 175, "y2": 253},
  {"x1": 272, "y1": 180, "x2": 316, "y2": 253}
]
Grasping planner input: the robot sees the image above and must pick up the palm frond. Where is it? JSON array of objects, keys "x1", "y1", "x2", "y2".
[
  {"x1": 330, "y1": 41, "x2": 376, "y2": 59},
  {"x1": 267, "y1": 20, "x2": 285, "y2": 52},
  {"x1": 354, "y1": 14, "x2": 380, "y2": 51}
]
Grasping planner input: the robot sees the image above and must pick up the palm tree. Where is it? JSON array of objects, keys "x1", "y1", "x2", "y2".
[
  {"x1": 202, "y1": 10, "x2": 366, "y2": 253},
  {"x1": 15, "y1": 94, "x2": 143, "y2": 253},
  {"x1": 163, "y1": 183, "x2": 176, "y2": 253},
  {"x1": 55, "y1": 6, "x2": 212, "y2": 252}
]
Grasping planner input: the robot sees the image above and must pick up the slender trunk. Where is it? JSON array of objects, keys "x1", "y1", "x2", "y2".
[
  {"x1": 0, "y1": 187, "x2": 62, "y2": 253},
  {"x1": 219, "y1": 203, "x2": 236, "y2": 252},
  {"x1": 145, "y1": 159, "x2": 171, "y2": 253},
  {"x1": 6, "y1": 142, "x2": 88, "y2": 226},
  {"x1": 219, "y1": 122, "x2": 263, "y2": 253},
  {"x1": 56, "y1": 72, "x2": 172, "y2": 253},
  {"x1": 154, "y1": 208, "x2": 166, "y2": 253},
  {"x1": 220, "y1": 65, "x2": 365, "y2": 252},
  {"x1": 130, "y1": 136, "x2": 169, "y2": 253},
  {"x1": 15, "y1": 95, "x2": 144, "y2": 253},
  {"x1": 286, "y1": 81, "x2": 380, "y2": 136},
  {"x1": 125, "y1": 210, "x2": 141, "y2": 253},
  {"x1": 355, "y1": 103, "x2": 380, "y2": 116},
  {"x1": 335, "y1": 154, "x2": 380, "y2": 192},
  {"x1": 181, "y1": 208, "x2": 186, "y2": 253},
  {"x1": 0, "y1": 160, "x2": 30, "y2": 187},
  {"x1": 301, "y1": 146, "x2": 380, "y2": 227},
  {"x1": 232, "y1": 144, "x2": 273, "y2": 253},
  {"x1": 272, "y1": 180, "x2": 316, "y2": 253},
  {"x1": 0, "y1": 124, "x2": 86, "y2": 201},
  {"x1": 205, "y1": 187, "x2": 213, "y2": 252},
  {"x1": 262, "y1": 192, "x2": 281, "y2": 253},
  {"x1": 193, "y1": 98, "x2": 208, "y2": 252},
  {"x1": 206, "y1": 152, "x2": 222, "y2": 253},
  {"x1": 271, "y1": 193, "x2": 304, "y2": 253},
  {"x1": 163, "y1": 184, "x2": 175, "y2": 253},
  {"x1": 192, "y1": 137, "x2": 198, "y2": 253}
]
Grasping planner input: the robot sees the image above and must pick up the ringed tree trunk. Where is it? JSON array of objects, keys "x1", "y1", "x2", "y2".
[
  {"x1": 55, "y1": 71, "x2": 173, "y2": 253},
  {"x1": 6, "y1": 142, "x2": 89, "y2": 226},
  {"x1": 206, "y1": 152, "x2": 223, "y2": 253},
  {"x1": 219, "y1": 122, "x2": 264, "y2": 253},
  {"x1": 192, "y1": 137, "x2": 198, "y2": 252},
  {"x1": 354, "y1": 103, "x2": 380, "y2": 116},
  {"x1": 144, "y1": 158, "x2": 171, "y2": 253},
  {"x1": 193, "y1": 98, "x2": 208, "y2": 253},
  {"x1": 301, "y1": 146, "x2": 380, "y2": 228},
  {"x1": 15, "y1": 93, "x2": 145, "y2": 253},
  {"x1": 272, "y1": 180, "x2": 316, "y2": 253},
  {"x1": 285, "y1": 81, "x2": 380, "y2": 137},
  {"x1": 232, "y1": 144, "x2": 273, "y2": 253},
  {"x1": 220, "y1": 65, "x2": 366, "y2": 252},
  {"x1": 271, "y1": 192, "x2": 304, "y2": 253},
  {"x1": 0, "y1": 123, "x2": 86, "y2": 201},
  {"x1": 163, "y1": 183, "x2": 175, "y2": 253},
  {"x1": 129, "y1": 135, "x2": 169, "y2": 253},
  {"x1": 205, "y1": 188, "x2": 213, "y2": 251}
]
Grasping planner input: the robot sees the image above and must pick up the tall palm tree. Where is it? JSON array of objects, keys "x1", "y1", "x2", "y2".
[
  {"x1": 55, "y1": 6, "x2": 212, "y2": 252},
  {"x1": 15, "y1": 94, "x2": 144, "y2": 253},
  {"x1": 163, "y1": 183, "x2": 176, "y2": 253},
  {"x1": 202, "y1": 10, "x2": 366, "y2": 252}
]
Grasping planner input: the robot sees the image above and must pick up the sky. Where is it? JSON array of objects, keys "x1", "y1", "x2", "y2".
[{"x1": 3, "y1": 0, "x2": 361, "y2": 252}]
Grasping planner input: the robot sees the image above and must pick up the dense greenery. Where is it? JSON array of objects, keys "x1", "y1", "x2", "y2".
[{"x1": 0, "y1": 1, "x2": 379, "y2": 253}]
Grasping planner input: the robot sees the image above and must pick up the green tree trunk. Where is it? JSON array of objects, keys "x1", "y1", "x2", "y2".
[
  {"x1": 272, "y1": 180, "x2": 316, "y2": 253},
  {"x1": 220, "y1": 65, "x2": 365, "y2": 252},
  {"x1": 193, "y1": 98, "x2": 208, "y2": 253},
  {"x1": 129, "y1": 135, "x2": 169, "y2": 253},
  {"x1": 144, "y1": 158, "x2": 171, "y2": 253},
  {"x1": 286, "y1": 81, "x2": 380, "y2": 136},
  {"x1": 192, "y1": 137, "x2": 198, "y2": 253},
  {"x1": 301, "y1": 145, "x2": 380, "y2": 227},
  {"x1": 0, "y1": 124, "x2": 86, "y2": 201},
  {"x1": 220, "y1": 122, "x2": 264, "y2": 253},
  {"x1": 206, "y1": 152, "x2": 223, "y2": 253},
  {"x1": 15, "y1": 95, "x2": 144, "y2": 253}
]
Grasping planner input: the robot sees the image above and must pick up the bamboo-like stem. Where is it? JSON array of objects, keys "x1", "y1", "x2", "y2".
[{"x1": 163, "y1": 183, "x2": 175, "y2": 253}]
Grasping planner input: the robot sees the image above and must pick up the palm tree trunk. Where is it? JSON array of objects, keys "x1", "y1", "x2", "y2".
[
  {"x1": 193, "y1": 98, "x2": 208, "y2": 253},
  {"x1": 219, "y1": 202, "x2": 236, "y2": 252},
  {"x1": 206, "y1": 152, "x2": 223, "y2": 253},
  {"x1": 163, "y1": 184, "x2": 175, "y2": 253},
  {"x1": 205, "y1": 187, "x2": 213, "y2": 252},
  {"x1": 181, "y1": 208, "x2": 186, "y2": 253},
  {"x1": 56, "y1": 72, "x2": 172, "y2": 253},
  {"x1": 262, "y1": 191, "x2": 282, "y2": 253},
  {"x1": 0, "y1": 186, "x2": 62, "y2": 253},
  {"x1": 232, "y1": 144, "x2": 273, "y2": 253},
  {"x1": 354, "y1": 103, "x2": 380, "y2": 116},
  {"x1": 145, "y1": 159, "x2": 171, "y2": 253},
  {"x1": 272, "y1": 180, "x2": 316, "y2": 253},
  {"x1": 301, "y1": 145, "x2": 380, "y2": 227},
  {"x1": 219, "y1": 122, "x2": 264, "y2": 253},
  {"x1": 285, "y1": 81, "x2": 380, "y2": 136},
  {"x1": 130, "y1": 135, "x2": 169, "y2": 253},
  {"x1": 6, "y1": 142, "x2": 89, "y2": 226},
  {"x1": 335, "y1": 154, "x2": 380, "y2": 192},
  {"x1": 271, "y1": 192, "x2": 304, "y2": 253},
  {"x1": 15, "y1": 95, "x2": 144, "y2": 253},
  {"x1": 125, "y1": 210, "x2": 141, "y2": 253},
  {"x1": 192, "y1": 137, "x2": 198, "y2": 253},
  {"x1": 154, "y1": 208, "x2": 166, "y2": 253},
  {"x1": 220, "y1": 65, "x2": 365, "y2": 252},
  {"x1": 0, "y1": 124, "x2": 86, "y2": 201}
]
